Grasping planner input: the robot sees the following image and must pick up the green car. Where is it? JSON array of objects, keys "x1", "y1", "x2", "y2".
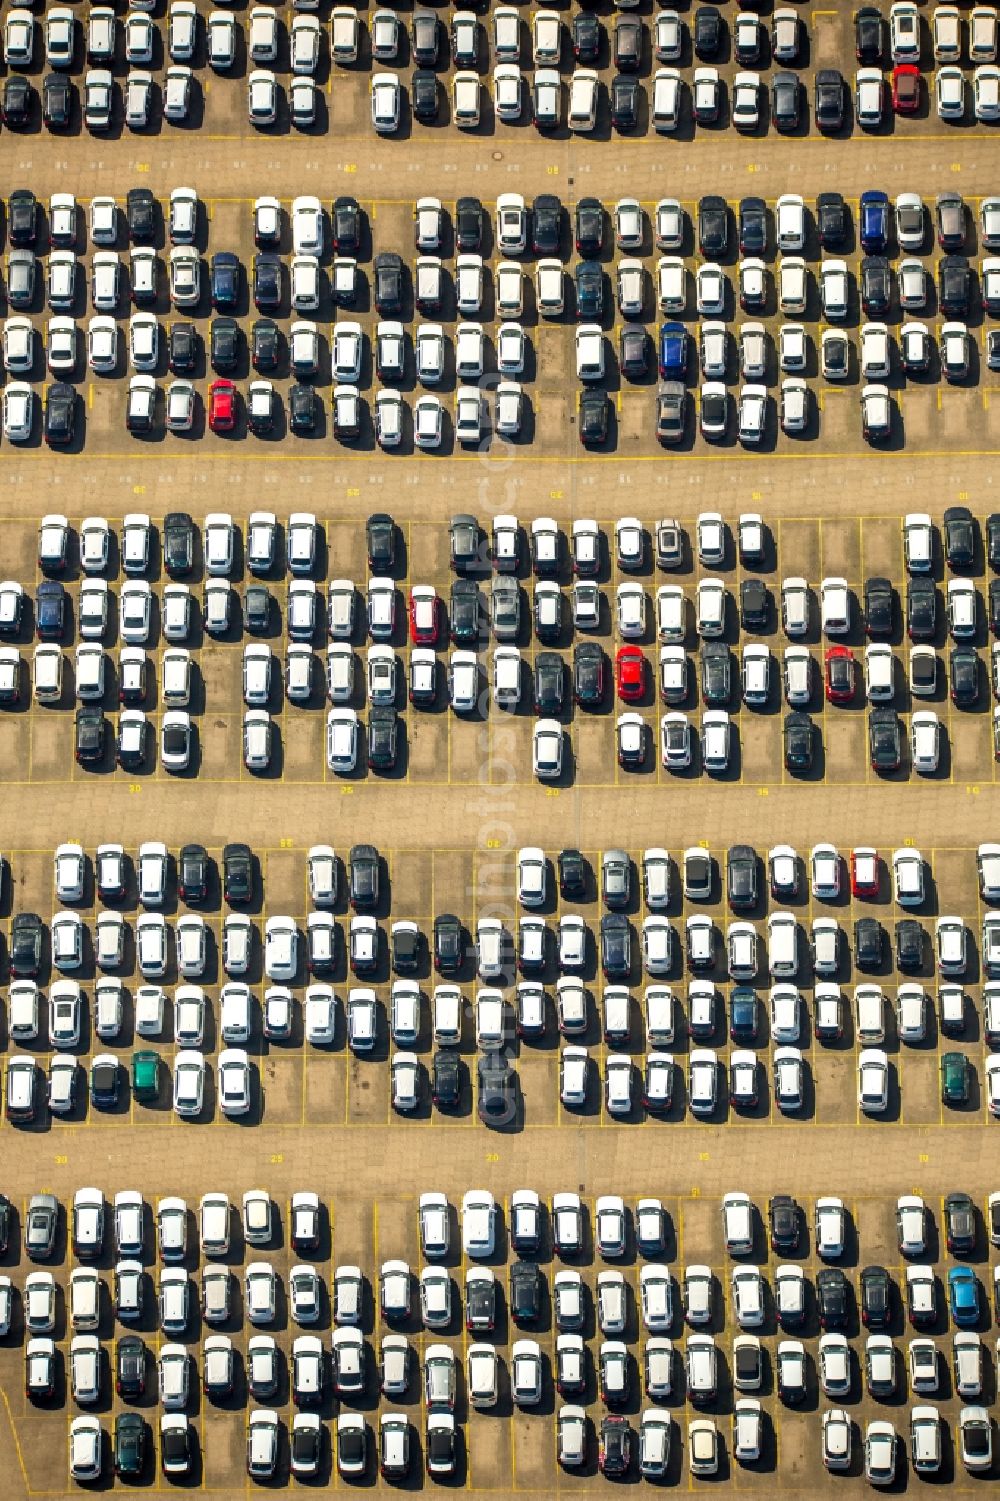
[
  {"x1": 940, "y1": 1051, "x2": 970, "y2": 1106},
  {"x1": 131, "y1": 1050, "x2": 159, "y2": 1103},
  {"x1": 114, "y1": 1412, "x2": 146, "y2": 1478}
]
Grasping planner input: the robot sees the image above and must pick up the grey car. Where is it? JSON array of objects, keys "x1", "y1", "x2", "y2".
[
  {"x1": 602, "y1": 850, "x2": 631, "y2": 908},
  {"x1": 490, "y1": 577, "x2": 520, "y2": 642},
  {"x1": 26, "y1": 1194, "x2": 59, "y2": 1260},
  {"x1": 7, "y1": 250, "x2": 35, "y2": 309},
  {"x1": 657, "y1": 382, "x2": 686, "y2": 445}
]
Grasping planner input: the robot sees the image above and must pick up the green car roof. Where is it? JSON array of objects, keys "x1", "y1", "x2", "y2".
[{"x1": 131, "y1": 1050, "x2": 158, "y2": 1093}]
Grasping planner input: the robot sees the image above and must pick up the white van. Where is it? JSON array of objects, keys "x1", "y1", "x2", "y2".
[
  {"x1": 220, "y1": 984, "x2": 252, "y2": 1044},
  {"x1": 8, "y1": 981, "x2": 38, "y2": 1041},
  {"x1": 33, "y1": 644, "x2": 63, "y2": 703},
  {"x1": 767, "y1": 912, "x2": 798, "y2": 978},
  {"x1": 603, "y1": 986, "x2": 630, "y2": 1044},
  {"x1": 199, "y1": 1194, "x2": 230, "y2": 1257},
  {"x1": 162, "y1": 649, "x2": 191, "y2": 706},
  {"x1": 778, "y1": 257, "x2": 807, "y2": 315},
  {"x1": 475, "y1": 990, "x2": 504, "y2": 1048},
  {"x1": 645, "y1": 987, "x2": 674, "y2": 1046},
  {"x1": 568, "y1": 69, "x2": 598, "y2": 130},
  {"x1": 433, "y1": 986, "x2": 462, "y2": 1046},
  {"x1": 75, "y1": 644, "x2": 104, "y2": 701},
  {"x1": 855, "y1": 985, "x2": 884, "y2": 1044}
]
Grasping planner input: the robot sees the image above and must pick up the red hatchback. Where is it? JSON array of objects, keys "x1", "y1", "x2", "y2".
[
  {"x1": 616, "y1": 645, "x2": 645, "y2": 702},
  {"x1": 208, "y1": 379, "x2": 236, "y2": 432},
  {"x1": 824, "y1": 646, "x2": 856, "y2": 704},
  {"x1": 892, "y1": 65, "x2": 920, "y2": 115},
  {"x1": 408, "y1": 585, "x2": 440, "y2": 645}
]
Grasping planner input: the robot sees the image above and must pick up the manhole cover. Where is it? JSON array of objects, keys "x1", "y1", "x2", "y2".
[{"x1": 492, "y1": 150, "x2": 503, "y2": 161}]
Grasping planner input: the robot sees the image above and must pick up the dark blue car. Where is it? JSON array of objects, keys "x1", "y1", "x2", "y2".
[
  {"x1": 859, "y1": 190, "x2": 889, "y2": 254},
  {"x1": 35, "y1": 581, "x2": 66, "y2": 641},
  {"x1": 659, "y1": 322, "x2": 688, "y2": 379},
  {"x1": 575, "y1": 260, "x2": 603, "y2": 320},
  {"x1": 730, "y1": 988, "x2": 758, "y2": 1043},
  {"x1": 253, "y1": 253, "x2": 281, "y2": 311},
  {"x1": 210, "y1": 252, "x2": 240, "y2": 311}
]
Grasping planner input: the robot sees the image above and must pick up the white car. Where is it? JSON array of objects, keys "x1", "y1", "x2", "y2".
[
  {"x1": 738, "y1": 386, "x2": 767, "y2": 445},
  {"x1": 532, "y1": 719, "x2": 564, "y2": 780},
  {"x1": 820, "y1": 260, "x2": 849, "y2": 320},
  {"x1": 696, "y1": 263, "x2": 725, "y2": 316},
  {"x1": 732, "y1": 71, "x2": 760, "y2": 129},
  {"x1": 937, "y1": 64, "x2": 965, "y2": 118}
]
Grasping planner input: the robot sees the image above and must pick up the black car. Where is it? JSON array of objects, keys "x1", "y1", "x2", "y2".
[
  {"x1": 449, "y1": 579, "x2": 480, "y2": 645},
  {"x1": 601, "y1": 913, "x2": 631, "y2": 979},
  {"x1": 572, "y1": 11, "x2": 601, "y2": 63},
  {"x1": 0, "y1": 1195, "x2": 10, "y2": 1255},
  {"x1": 465, "y1": 1269, "x2": 496, "y2": 1331},
  {"x1": 817, "y1": 1268, "x2": 849, "y2": 1329},
  {"x1": 366, "y1": 513, "x2": 395, "y2": 572},
  {"x1": 895, "y1": 919, "x2": 923, "y2": 970},
  {"x1": 368, "y1": 707, "x2": 398, "y2": 771},
  {"x1": 291, "y1": 1420, "x2": 321, "y2": 1476},
  {"x1": 698, "y1": 195, "x2": 728, "y2": 257},
  {"x1": 44, "y1": 383, "x2": 75, "y2": 445},
  {"x1": 374, "y1": 252, "x2": 403, "y2": 316},
  {"x1": 814, "y1": 69, "x2": 845, "y2": 131},
  {"x1": 575, "y1": 197, "x2": 603, "y2": 257},
  {"x1": 861, "y1": 256, "x2": 890, "y2": 315},
  {"x1": 251, "y1": 319, "x2": 280, "y2": 373},
  {"x1": 950, "y1": 646, "x2": 979, "y2": 707},
  {"x1": 740, "y1": 578, "x2": 769, "y2": 632},
  {"x1": 433, "y1": 914, "x2": 463, "y2": 974},
  {"x1": 769, "y1": 1195, "x2": 800, "y2": 1253},
  {"x1": 907, "y1": 578, "x2": 937, "y2": 640},
  {"x1": 223, "y1": 843, "x2": 253, "y2": 904},
  {"x1": 864, "y1": 577, "x2": 894, "y2": 636},
  {"x1": 178, "y1": 843, "x2": 209, "y2": 903},
  {"x1": 391, "y1": 923, "x2": 421, "y2": 975},
  {"x1": 694, "y1": 5, "x2": 722, "y2": 57},
  {"x1": 243, "y1": 585, "x2": 271, "y2": 633},
  {"x1": 817, "y1": 192, "x2": 847, "y2": 248},
  {"x1": 990, "y1": 578, "x2": 1000, "y2": 635},
  {"x1": 454, "y1": 197, "x2": 482, "y2": 254},
  {"x1": 510, "y1": 1260, "x2": 541, "y2": 1324},
  {"x1": 116, "y1": 1337, "x2": 147, "y2": 1400},
  {"x1": 332, "y1": 196, "x2": 361, "y2": 254},
  {"x1": 727, "y1": 845, "x2": 758, "y2": 910},
  {"x1": 614, "y1": 15, "x2": 642, "y2": 70},
  {"x1": 532, "y1": 195, "x2": 561, "y2": 255},
  {"x1": 579, "y1": 389, "x2": 608, "y2": 446},
  {"x1": 855, "y1": 5, "x2": 882, "y2": 62},
  {"x1": 36, "y1": 581, "x2": 66, "y2": 640},
  {"x1": 117, "y1": 716, "x2": 145, "y2": 770},
  {"x1": 739, "y1": 197, "x2": 767, "y2": 256},
  {"x1": 783, "y1": 712, "x2": 814, "y2": 772},
  {"x1": 944, "y1": 505, "x2": 975, "y2": 569},
  {"x1": 534, "y1": 653, "x2": 564, "y2": 715},
  {"x1": 477, "y1": 1049, "x2": 514, "y2": 1124},
  {"x1": 559, "y1": 848, "x2": 587, "y2": 900},
  {"x1": 252, "y1": 253, "x2": 281, "y2": 311},
  {"x1": 10, "y1": 913, "x2": 42, "y2": 978},
  {"x1": 115, "y1": 1413, "x2": 146, "y2": 1479},
  {"x1": 210, "y1": 252, "x2": 240, "y2": 311},
  {"x1": 412, "y1": 69, "x2": 438, "y2": 122},
  {"x1": 432, "y1": 1049, "x2": 461, "y2": 1108},
  {"x1": 575, "y1": 260, "x2": 603, "y2": 320},
  {"x1": 91, "y1": 1054, "x2": 119, "y2": 1107},
  {"x1": 729, "y1": 989, "x2": 757, "y2": 1043},
  {"x1": 126, "y1": 188, "x2": 155, "y2": 243},
  {"x1": 168, "y1": 323, "x2": 198, "y2": 375},
  {"x1": 161, "y1": 1420, "x2": 191, "y2": 1476},
  {"x1": 412, "y1": 9, "x2": 439, "y2": 64},
  {"x1": 2, "y1": 76, "x2": 32, "y2": 126},
  {"x1": 945, "y1": 1191, "x2": 976, "y2": 1254},
  {"x1": 939, "y1": 255, "x2": 970, "y2": 315},
  {"x1": 987, "y1": 513, "x2": 1000, "y2": 571},
  {"x1": 349, "y1": 844, "x2": 379, "y2": 910},
  {"x1": 610, "y1": 74, "x2": 638, "y2": 132},
  {"x1": 861, "y1": 1265, "x2": 892, "y2": 1329},
  {"x1": 9, "y1": 189, "x2": 37, "y2": 247},
  {"x1": 600, "y1": 1416, "x2": 631, "y2": 1477},
  {"x1": 210, "y1": 317, "x2": 240, "y2": 372},
  {"x1": 771, "y1": 71, "x2": 800, "y2": 131},
  {"x1": 701, "y1": 643, "x2": 730, "y2": 706},
  {"x1": 43, "y1": 72, "x2": 73, "y2": 129},
  {"x1": 854, "y1": 916, "x2": 884, "y2": 969},
  {"x1": 72, "y1": 704, "x2": 106, "y2": 770},
  {"x1": 288, "y1": 383, "x2": 317, "y2": 434},
  {"x1": 574, "y1": 642, "x2": 605, "y2": 708}
]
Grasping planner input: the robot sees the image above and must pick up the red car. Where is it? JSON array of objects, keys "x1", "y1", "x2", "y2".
[
  {"x1": 824, "y1": 646, "x2": 856, "y2": 704},
  {"x1": 208, "y1": 379, "x2": 236, "y2": 433},
  {"x1": 850, "y1": 846, "x2": 880, "y2": 898},
  {"x1": 408, "y1": 585, "x2": 440, "y2": 645},
  {"x1": 616, "y1": 645, "x2": 645, "y2": 702},
  {"x1": 892, "y1": 64, "x2": 920, "y2": 115}
]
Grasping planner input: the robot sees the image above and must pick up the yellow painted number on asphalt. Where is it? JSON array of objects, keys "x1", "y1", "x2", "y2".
[
  {"x1": 341, "y1": 786, "x2": 354, "y2": 795},
  {"x1": 547, "y1": 165, "x2": 559, "y2": 175},
  {"x1": 918, "y1": 1154, "x2": 929, "y2": 1163},
  {"x1": 132, "y1": 484, "x2": 146, "y2": 496},
  {"x1": 486, "y1": 1153, "x2": 499, "y2": 1162},
  {"x1": 344, "y1": 163, "x2": 357, "y2": 173},
  {"x1": 758, "y1": 787, "x2": 768, "y2": 796},
  {"x1": 550, "y1": 490, "x2": 563, "y2": 500},
  {"x1": 347, "y1": 487, "x2": 360, "y2": 497},
  {"x1": 279, "y1": 838, "x2": 294, "y2": 848},
  {"x1": 691, "y1": 1187, "x2": 701, "y2": 1198},
  {"x1": 270, "y1": 1154, "x2": 283, "y2": 1164},
  {"x1": 54, "y1": 1155, "x2": 68, "y2": 1166},
  {"x1": 968, "y1": 786, "x2": 980, "y2": 795},
  {"x1": 698, "y1": 1152, "x2": 710, "y2": 1161},
  {"x1": 486, "y1": 839, "x2": 500, "y2": 849},
  {"x1": 128, "y1": 784, "x2": 141, "y2": 794}
]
